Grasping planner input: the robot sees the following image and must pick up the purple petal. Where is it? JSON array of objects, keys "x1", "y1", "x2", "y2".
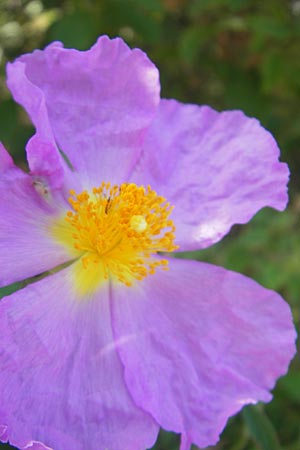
[
  {"x1": 7, "y1": 36, "x2": 160, "y2": 187},
  {"x1": 0, "y1": 168, "x2": 72, "y2": 287},
  {"x1": 26, "y1": 135, "x2": 72, "y2": 192},
  {"x1": 0, "y1": 143, "x2": 14, "y2": 172},
  {"x1": 132, "y1": 99, "x2": 289, "y2": 250},
  {"x1": 6, "y1": 56, "x2": 68, "y2": 190},
  {"x1": 26, "y1": 134, "x2": 83, "y2": 195},
  {"x1": 111, "y1": 257, "x2": 296, "y2": 448},
  {"x1": 0, "y1": 424, "x2": 8, "y2": 442},
  {"x1": 0, "y1": 268, "x2": 158, "y2": 450},
  {"x1": 21, "y1": 441, "x2": 53, "y2": 450}
]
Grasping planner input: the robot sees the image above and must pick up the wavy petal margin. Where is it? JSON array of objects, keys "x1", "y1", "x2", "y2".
[
  {"x1": 7, "y1": 36, "x2": 160, "y2": 189},
  {"x1": 132, "y1": 99, "x2": 289, "y2": 250},
  {"x1": 112, "y1": 257, "x2": 296, "y2": 448}
]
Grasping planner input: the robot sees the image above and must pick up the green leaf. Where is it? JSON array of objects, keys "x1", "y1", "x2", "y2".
[
  {"x1": 242, "y1": 405, "x2": 282, "y2": 450},
  {"x1": 278, "y1": 370, "x2": 300, "y2": 404},
  {"x1": 49, "y1": 10, "x2": 99, "y2": 50},
  {"x1": 0, "y1": 281, "x2": 23, "y2": 299}
]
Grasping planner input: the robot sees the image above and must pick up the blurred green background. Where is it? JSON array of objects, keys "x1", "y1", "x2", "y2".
[{"x1": 0, "y1": 0, "x2": 299, "y2": 449}]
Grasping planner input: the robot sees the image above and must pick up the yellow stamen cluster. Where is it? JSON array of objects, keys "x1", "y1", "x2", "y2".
[{"x1": 65, "y1": 182, "x2": 177, "y2": 287}]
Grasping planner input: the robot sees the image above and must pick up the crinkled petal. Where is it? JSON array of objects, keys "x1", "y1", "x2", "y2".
[
  {"x1": 132, "y1": 99, "x2": 289, "y2": 250},
  {"x1": 0, "y1": 268, "x2": 159, "y2": 450},
  {"x1": 7, "y1": 36, "x2": 160, "y2": 187},
  {"x1": 0, "y1": 168, "x2": 72, "y2": 287},
  {"x1": 111, "y1": 258, "x2": 296, "y2": 448}
]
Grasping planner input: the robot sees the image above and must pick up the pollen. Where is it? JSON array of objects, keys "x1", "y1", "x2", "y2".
[
  {"x1": 54, "y1": 182, "x2": 178, "y2": 293},
  {"x1": 130, "y1": 215, "x2": 148, "y2": 233}
]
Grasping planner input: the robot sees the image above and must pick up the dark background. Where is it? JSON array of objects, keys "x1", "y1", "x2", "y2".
[{"x1": 0, "y1": 1, "x2": 299, "y2": 449}]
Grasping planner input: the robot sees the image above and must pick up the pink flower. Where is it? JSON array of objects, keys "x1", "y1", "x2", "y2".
[{"x1": 0, "y1": 36, "x2": 296, "y2": 450}]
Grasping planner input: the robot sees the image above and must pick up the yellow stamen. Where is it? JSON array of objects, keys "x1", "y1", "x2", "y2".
[{"x1": 51, "y1": 182, "x2": 178, "y2": 295}]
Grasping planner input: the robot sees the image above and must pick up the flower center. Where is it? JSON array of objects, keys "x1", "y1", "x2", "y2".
[{"x1": 53, "y1": 182, "x2": 177, "y2": 293}]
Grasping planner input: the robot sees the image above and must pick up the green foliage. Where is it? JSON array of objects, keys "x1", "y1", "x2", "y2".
[
  {"x1": 242, "y1": 405, "x2": 281, "y2": 450},
  {"x1": 0, "y1": 1, "x2": 300, "y2": 449}
]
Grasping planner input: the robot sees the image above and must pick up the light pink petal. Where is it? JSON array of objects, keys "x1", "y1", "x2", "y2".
[
  {"x1": 111, "y1": 258, "x2": 296, "y2": 448},
  {"x1": 132, "y1": 99, "x2": 289, "y2": 250},
  {"x1": 0, "y1": 268, "x2": 158, "y2": 450},
  {"x1": 0, "y1": 168, "x2": 72, "y2": 287},
  {"x1": 7, "y1": 36, "x2": 160, "y2": 187}
]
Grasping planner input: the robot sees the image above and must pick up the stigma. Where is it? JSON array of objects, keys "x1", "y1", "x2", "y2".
[{"x1": 52, "y1": 182, "x2": 178, "y2": 294}]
